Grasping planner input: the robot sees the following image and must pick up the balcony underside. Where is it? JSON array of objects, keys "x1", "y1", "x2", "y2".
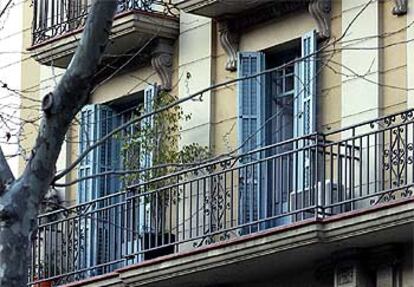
[
  {"x1": 63, "y1": 199, "x2": 414, "y2": 287},
  {"x1": 29, "y1": 12, "x2": 179, "y2": 69},
  {"x1": 173, "y1": 0, "x2": 280, "y2": 19}
]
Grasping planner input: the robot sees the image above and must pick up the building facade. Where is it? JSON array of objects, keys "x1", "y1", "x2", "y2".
[
  {"x1": 21, "y1": 0, "x2": 414, "y2": 286},
  {"x1": 0, "y1": 0, "x2": 22, "y2": 176}
]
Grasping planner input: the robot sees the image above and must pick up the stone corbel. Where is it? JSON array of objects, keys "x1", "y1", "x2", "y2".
[
  {"x1": 218, "y1": 21, "x2": 240, "y2": 72},
  {"x1": 309, "y1": 0, "x2": 332, "y2": 39},
  {"x1": 393, "y1": 0, "x2": 408, "y2": 16},
  {"x1": 151, "y1": 39, "x2": 174, "y2": 91}
]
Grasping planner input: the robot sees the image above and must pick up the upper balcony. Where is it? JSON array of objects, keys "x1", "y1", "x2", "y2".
[
  {"x1": 28, "y1": 108, "x2": 414, "y2": 286},
  {"x1": 29, "y1": 0, "x2": 179, "y2": 78}
]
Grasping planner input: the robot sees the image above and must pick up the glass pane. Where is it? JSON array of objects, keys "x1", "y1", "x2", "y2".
[
  {"x1": 285, "y1": 75, "x2": 294, "y2": 92},
  {"x1": 286, "y1": 65, "x2": 294, "y2": 75}
]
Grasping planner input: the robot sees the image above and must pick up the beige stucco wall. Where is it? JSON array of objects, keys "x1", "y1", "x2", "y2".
[
  {"x1": 178, "y1": 12, "x2": 213, "y2": 148},
  {"x1": 341, "y1": 0, "x2": 381, "y2": 127},
  {"x1": 408, "y1": 0, "x2": 414, "y2": 108},
  {"x1": 340, "y1": 0, "x2": 409, "y2": 125},
  {"x1": 319, "y1": 1, "x2": 342, "y2": 133},
  {"x1": 381, "y1": 0, "x2": 408, "y2": 115},
  {"x1": 19, "y1": 0, "x2": 41, "y2": 174}
]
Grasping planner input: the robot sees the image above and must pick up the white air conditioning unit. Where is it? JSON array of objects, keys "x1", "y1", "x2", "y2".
[{"x1": 290, "y1": 180, "x2": 350, "y2": 221}]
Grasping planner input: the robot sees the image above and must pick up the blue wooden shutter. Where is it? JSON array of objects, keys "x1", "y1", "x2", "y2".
[
  {"x1": 96, "y1": 105, "x2": 120, "y2": 267},
  {"x1": 78, "y1": 104, "x2": 119, "y2": 270},
  {"x1": 78, "y1": 104, "x2": 99, "y2": 270},
  {"x1": 237, "y1": 52, "x2": 265, "y2": 228},
  {"x1": 78, "y1": 104, "x2": 119, "y2": 203},
  {"x1": 301, "y1": 30, "x2": 317, "y2": 135},
  {"x1": 294, "y1": 30, "x2": 317, "y2": 194},
  {"x1": 142, "y1": 84, "x2": 157, "y2": 231},
  {"x1": 96, "y1": 106, "x2": 119, "y2": 198},
  {"x1": 78, "y1": 105, "x2": 96, "y2": 204},
  {"x1": 141, "y1": 84, "x2": 157, "y2": 171}
]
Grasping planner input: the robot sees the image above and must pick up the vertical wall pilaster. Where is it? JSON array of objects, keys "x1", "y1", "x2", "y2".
[
  {"x1": 178, "y1": 12, "x2": 212, "y2": 148},
  {"x1": 407, "y1": 0, "x2": 414, "y2": 108},
  {"x1": 341, "y1": 0, "x2": 381, "y2": 127},
  {"x1": 176, "y1": 12, "x2": 213, "y2": 248}
]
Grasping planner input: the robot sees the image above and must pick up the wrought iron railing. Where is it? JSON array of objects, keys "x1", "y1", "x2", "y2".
[
  {"x1": 29, "y1": 109, "x2": 414, "y2": 286},
  {"x1": 32, "y1": 0, "x2": 178, "y2": 45}
]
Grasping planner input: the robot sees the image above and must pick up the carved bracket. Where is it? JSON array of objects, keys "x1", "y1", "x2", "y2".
[
  {"x1": 151, "y1": 39, "x2": 174, "y2": 91},
  {"x1": 218, "y1": 21, "x2": 240, "y2": 72},
  {"x1": 393, "y1": 0, "x2": 408, "y2": 16},
  {"x1": 309, "y1": 0, "x2": 332, "y2": 39},
  {"x1": 216, "y1": 0, "x2": 330, "y2": 72}
]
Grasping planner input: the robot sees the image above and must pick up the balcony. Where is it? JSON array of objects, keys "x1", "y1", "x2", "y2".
[
  {"x1": 29, "y1": 0, "x2": 179, "y2": 86},
  {"x1": 29, "y1": 109, "x2": 414, "y2": 286}
]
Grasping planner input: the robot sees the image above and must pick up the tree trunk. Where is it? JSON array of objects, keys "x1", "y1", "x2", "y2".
[{"x1": 0, "y1": 0, "x2": 117, "y2": 285}]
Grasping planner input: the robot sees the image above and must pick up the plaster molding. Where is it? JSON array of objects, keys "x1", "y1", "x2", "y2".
[
  {"x1": 393, "y1": 0, "x2": 408, "y2": 15},
  {"x1": 218, "y1": 21, "x2": 239, "y2": 72},
  {"x1": 309, "y1": 0, "x2": 332, "y2": 39},
  {"x1": 151, "y1": 39, "x2": 174, "y2": 91}
]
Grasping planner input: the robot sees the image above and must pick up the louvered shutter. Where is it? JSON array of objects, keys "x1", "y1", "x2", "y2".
[
  {"x1": 141, "y1": 84, "x2": 157, "y2": 231},
  {"x1": 96, "y1": 106, "x2": 119, "y2": 198},
  {"x1": 78, "y1": 104, "x2": 119, "y2": 202},
  {"x1": 237, "y1": 52, "x2": 266, "y2": 229},
  {"x1": 141, "y1": 84, "x2": 156, "y2": 171},
  {"x1": 299, "y1": 30, "x2": 317, "y2": 136},
  {"x1": 294, "y1": 30, "x2": 317, "y2": 192},
  {"x1": 77, "y1": 104, "x2": 97, "y2": 270},
  {"x1": 78, "y1": 105, "x2": 95, "y2": 204},
  {"x1": 78, "y1": 104, "x2": 119, "y2": 270}
]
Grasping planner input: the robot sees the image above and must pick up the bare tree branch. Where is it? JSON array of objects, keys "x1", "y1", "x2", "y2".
[
  {"x1": 0, "y1": 0, "x2": 12, "y2": 20},
  {"x1": 0, "y1": 145, "x2": 14, "y2": 189}
]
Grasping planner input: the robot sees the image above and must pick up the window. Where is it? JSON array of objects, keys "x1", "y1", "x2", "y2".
[
  {"x1": 76, "y1": 85, "x2": 156, "y2": 271},
  {"x1": 237, "y1": 30, "x2": 317, "y2": 229}
]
